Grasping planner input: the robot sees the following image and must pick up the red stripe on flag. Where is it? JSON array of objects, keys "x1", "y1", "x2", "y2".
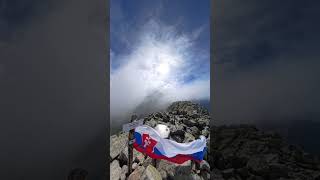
[{"x1": 133, "y1": 143, "x2": 201, "y2": 164}]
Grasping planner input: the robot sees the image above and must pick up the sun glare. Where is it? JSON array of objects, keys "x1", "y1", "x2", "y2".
[{"x1": 156, "y1": 63, "x2": 170, "y2": 75}]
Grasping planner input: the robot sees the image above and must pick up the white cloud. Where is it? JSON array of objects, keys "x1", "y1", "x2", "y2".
[{"x1": 110, "y1": 20, "x2": 209, "y2": 125}]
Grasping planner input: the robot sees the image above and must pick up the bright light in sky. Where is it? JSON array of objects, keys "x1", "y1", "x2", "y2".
[
  {"x1": 156, "y1": 63, "x2": 170, "y2": 76},
  {"x1": 110, "y1": 0, "x2": 210, "y2": 126},
  {"x1": 110, "y1": 20, "x2": 209, "y2": 122}
]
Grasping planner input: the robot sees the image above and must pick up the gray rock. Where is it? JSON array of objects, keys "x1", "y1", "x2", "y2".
[
  {"x1": 264, "y1": 154, "x2": 279, "y2": 163},
  {"x1": 229, "y1": 156, "x2": 248, "y2": 169},
  {"x1": 171, "y1": 129, "x2": 185, "y2": 136},
  {"x1": 110, "y1": 160, "x2": 122, "y2": 180},
  {"x1": 132, "y1": 162, "x2": 138, "y2": 170},
  {"x1": 221, "y1": 168, "x2": 234, "y2": 179},
  {"x1": 110, "y1": 101, "x2": 212, "y2": 179},
  {"x1": 133, "y1": 148, "x2": 145, "y2": 164},
  {"x1": 211, "y1": 169, "x2": 224, "y2": 180},
  {"x1": 128, "y1": 166, "x2": 145, "y2": 180},
  {"x1": 236, "y1": 167, "x2": 250, "y2": 179},
  {"x1": 188, "y1": 126, "x2": 200, "y2": 136},
  {"x1": 246, "y1": 155, "x2": 268, "y2": 175},
  {"x1": 200, "y1": 160, "x2": 210, "y2": 172},
  {"x1": 175, "y1": 124, "x2": 185, "y2": 131},
  {"x1": 159, "y1": 169, "x2": 168, "y2": 180},
  {"x1": 197, "y1": 119, "x2": 209, "y2": 129},
  {"x1": 121, "y1": 165, "x2": 128, "y2": 174},
  {"x1": 184, "y1": 132, "x2": 195, "y2": 143},
  {"x1": 247, "y1": 175, "x2": 264, "y2": 180},
  {"x1": 143, "y1": 156, "x2": 153, "y2": 167},
  {"x1": 268, "y1": 163, "x2": 289, "y2": 179},
  {"x1": 201, "y1": 127, "x2": 210, "y2": 137},
  {"x1": 120, "y1": 174, "x2": 126, "y2": 180},
  {"x1": 183, "y1": 119, "x2": 197, "y2": 127},
  {"x1": 141, "y1": 165, "x2": 162, "y2": 180},
  {"x1": 162, "y1": 114, "x2": 170, "y2": 123},
  {"x1": 170, "y1": 129, "x2": 185, "y2": 143},
  {"x1": 157, "y1": 160, "x2": 192, "y2": 178},
  {"x1": 110, "y1": 133, "x2": 128, "y2": 160},
  {"x1": 200, "y1": 171, "x2": 210, "y2": 180},
  {"x1": 190, "y1": 174, "x2": 202, "y2": 180},
  {"x1": 170, "y1": 135, "x2": 184, "y2": 143},
  {"x1": 212, "y1": 125, "x2": 320, "y2": 180},
  {"x1": 120, "y1": 165, "x2": 128, "y2": 180},
  {"x1": 145, "y1": 119, "x2": 157, "y2": 128},
  {"x1": 119, "y1": 146, "x2": 145, "y2": 165},
  {"x1": 118, "y1": 147, "x2": 128, "y2": 165},
  {"x1": 175, "y1": 160, "x2": 193, "y2": 175}
]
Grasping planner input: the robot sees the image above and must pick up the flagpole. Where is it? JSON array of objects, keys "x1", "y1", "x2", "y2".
[
  {"x1": 128, "y1": 114, "x2": 137, "y2": 175},
  {"x1": 152, "y1": 159, "x2": 157, "y2": 168}
]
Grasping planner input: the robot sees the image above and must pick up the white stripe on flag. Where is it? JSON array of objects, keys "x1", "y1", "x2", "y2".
[{"x1": 135, "y1": 125, "x2": 207, "y2": 158}]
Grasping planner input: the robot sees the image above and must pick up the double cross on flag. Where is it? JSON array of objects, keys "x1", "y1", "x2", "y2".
[
  {"x1": 142, "y1": 134, "x2": 157, "y2": 153},
  {"x1": 133, "y1": 125, "x2": 207, "y2": 164}
]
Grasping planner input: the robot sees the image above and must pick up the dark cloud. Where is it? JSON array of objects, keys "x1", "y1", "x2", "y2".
[
  {"x1": 212, "y1": 0, "x2": 320, "y2": 153},
  {"x1": 0, "y1": 0, "x2": 107, "y2": 179}
]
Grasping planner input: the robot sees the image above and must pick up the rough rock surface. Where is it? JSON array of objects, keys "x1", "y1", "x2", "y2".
[
  {"x1": 210, "y1": 125, "x2": 320, "y2": 179},
  {"x1": 111, "y1": 101, "x2": 320, "y2": 179},
  {"x1": 110, "y1": 160, "x2": 122, "y2": 180},
  {"x1": 110, "y1": 101, "x2": 210, "y2": 180}
]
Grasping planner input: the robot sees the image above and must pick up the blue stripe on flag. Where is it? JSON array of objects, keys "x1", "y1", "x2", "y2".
[
  {"x1": 190, "y1": 147, "x2": 206, "y2": 160},
  {"x1": 153, "y1": 147, "x2": 163, "y2": 156},
  {"x1": 134, "y1": 132, "x2": 142, "y2": 145}
]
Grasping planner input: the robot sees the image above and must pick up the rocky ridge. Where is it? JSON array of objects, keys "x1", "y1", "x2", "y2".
[
  {"x1": 211, "y1": 125, "x2": 320, "y2": 180},
  {"x1": 110, "y1": 101, "x2": 320, "y2": 180},
  {"x1": 110, "y1": 101, "x2": 211, "y2": 180}
]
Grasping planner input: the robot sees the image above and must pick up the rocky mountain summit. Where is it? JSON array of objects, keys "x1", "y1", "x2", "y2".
[
  {"x1": 110, "y1": 101, "x2": 320, "y2": 180},
  {"x1": 211, "y1": 125, "x2": 320, "y2": 180},
  {"x1": 110, "y1": 101, "x2": 211, "y2": 180}
]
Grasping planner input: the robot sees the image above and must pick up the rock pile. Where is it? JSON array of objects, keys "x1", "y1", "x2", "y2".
[
  {"x1": 110, "y1": 101, "x2": 320, "y2": 179},
  {"x1": 110, "y1": 101, "x2": 211, "y2": 180},
  {"x1": 211, "y1": 125, "x2": 320, "y2": 180}
]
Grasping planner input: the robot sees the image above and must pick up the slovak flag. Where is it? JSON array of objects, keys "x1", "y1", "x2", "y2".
[{"x1": 133, "y1": 125, "x2": 207, "y2": 164}]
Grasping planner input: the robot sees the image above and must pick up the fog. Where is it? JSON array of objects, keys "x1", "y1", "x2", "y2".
[
  {"x1": 110, "y1": 20, "x2": 210, "y2": 131},
  {"x1": 0, "y1": 0, "x2": 107, "y2": 179},
  {"x1": 212, "y1": 0, "x2": 320, "y2": 126}
]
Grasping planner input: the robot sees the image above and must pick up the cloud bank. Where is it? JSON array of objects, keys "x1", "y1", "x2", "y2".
[
  {"x1": 0, "y1": 0, "x2": 107, "y2": 179},
  {"x1": 212, "y1": 0, "x2": 320, "y2": 126},
  {"x1": 110, "y1": 20, "x2": 210, "y2": 128}
]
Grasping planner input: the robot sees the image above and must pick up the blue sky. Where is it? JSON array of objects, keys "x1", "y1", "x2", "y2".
[
  {"x1": 110, "y1": 0, "x2": 210, "y2": 120},
  {"x1": 110, "y1": 0, "x2": 210, "y2": 62}
]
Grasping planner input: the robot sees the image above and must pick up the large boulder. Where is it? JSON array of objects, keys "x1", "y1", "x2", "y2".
[
  {"x1": 128, "y1": 166, "x2": 145, "y2": 180},
  {"x1": 157, "y1": 160, "x2": 193, "y2": 178},
  {"x1": 120, "y1": 165, "x2": 128, "y2": 180},
  {"x1": 110, "y1": 160, "x2": 122, "y2": 180},
  {"x1": 141, "y1": 165, "x2": 162, "y2": 180},
  {"x1": 110, "y1": 132, "x2": 128, "y2": 160}
]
